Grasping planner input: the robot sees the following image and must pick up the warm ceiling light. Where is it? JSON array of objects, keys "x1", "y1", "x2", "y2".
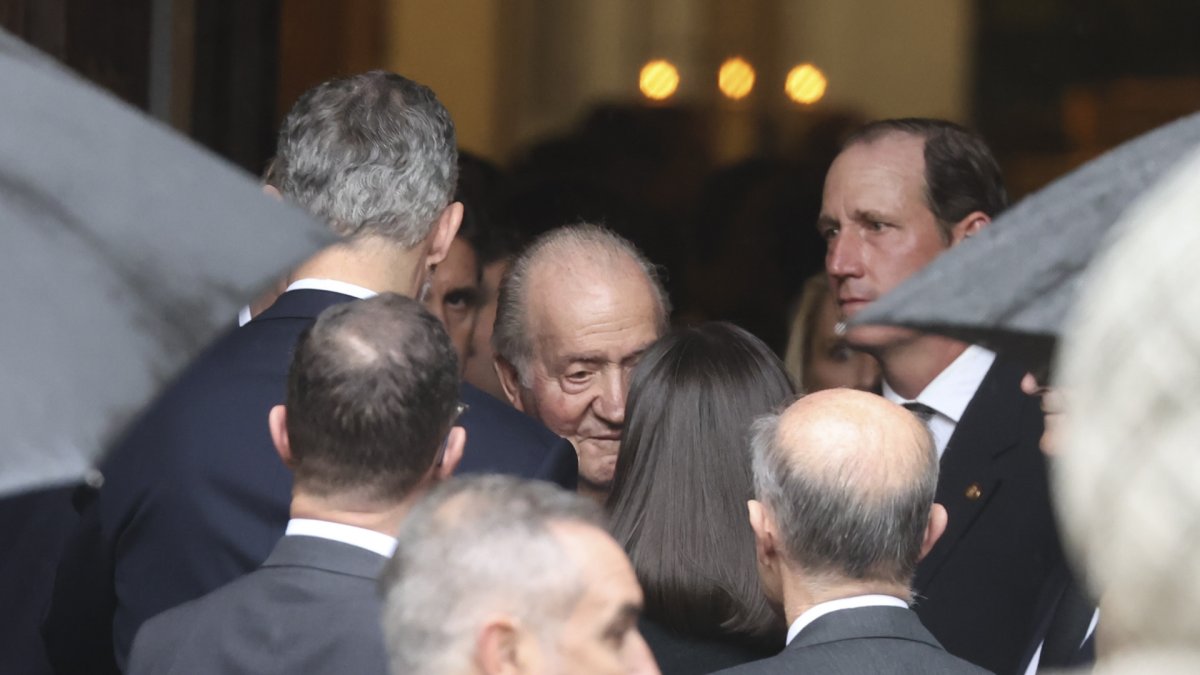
[
  {"x1": 718, "y1": 57, "x2": 755, "y2": 100},
  {"x1": 785, "y1": 63, "x2": 827, "y2": 105},
  {"x1": 639, "y1": 59, "x2": 680, "y2": 101}
]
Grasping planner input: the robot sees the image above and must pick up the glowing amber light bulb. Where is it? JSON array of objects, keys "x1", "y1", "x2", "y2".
[
  {"x1": 785, "y1": 63, "x2": 827, "y2": 105},
  {"x1": 718, "y1": 57, "x2": 755, "y2": 100},
  {"x1": 639, "y1": 59, "x2": 680, "y2": 101}
]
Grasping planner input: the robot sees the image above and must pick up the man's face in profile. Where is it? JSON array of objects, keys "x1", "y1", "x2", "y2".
[
  {"x1": 425, "y1": 237, "x2": 482, "y2": 372},
  {"x1": 552, "y1": 523, "x2": 658, "y2": 675},
  {"x1": 818, "y1": 133, "x2": 950, "y2": 350}
]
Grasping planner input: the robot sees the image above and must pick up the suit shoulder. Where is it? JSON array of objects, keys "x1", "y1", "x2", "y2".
[
  {"x1": 459, "y1": 383, "x2": 561, "y2": 447},
  {"x1": 711, "y1": 639, "x2": 993, "y2": 675},
  {"x1": 126, "y1": 590, "x2": 213, "y2": 674}
]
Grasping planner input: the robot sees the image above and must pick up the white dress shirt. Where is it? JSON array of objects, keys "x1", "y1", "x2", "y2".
[
  {"x1": 882, "y1": 345, "x2": 996, "y2": 459},
  {"x1": 238, "y1": 278, "x2": 378, "y2": 327},
  {"x1": 786, "y1": 594, "x2": 910, "y2": 645},
  {"x1": 285, "y1": 518, "x2": 398, "y2": 558}
]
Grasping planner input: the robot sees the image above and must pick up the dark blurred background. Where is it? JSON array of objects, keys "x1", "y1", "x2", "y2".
[{"x1": 4, "y1": 0, "x2": 1197, "y2": 353}]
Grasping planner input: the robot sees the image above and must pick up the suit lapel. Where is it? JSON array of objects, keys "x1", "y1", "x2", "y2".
[
  {"x1": 914, "y1": 358, "x2": 1030, "y2": 589},
  {"x1": 262, "y1": 535, "x2": 389, "y2": 580}
]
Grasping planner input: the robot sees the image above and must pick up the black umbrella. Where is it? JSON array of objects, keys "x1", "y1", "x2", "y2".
[
  {"x1": 0, "y1": 30, "x2": 333, "y2": 495},
  {"x1": 851, "y1": 111, "x2": 1200, "y2": 376}
]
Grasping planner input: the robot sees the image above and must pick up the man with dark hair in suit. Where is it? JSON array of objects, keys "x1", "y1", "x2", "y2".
[
  {"x1": 715, "y1": 389, "x2": 988, "y2": 675},
  {"x1": 817, "y1": 118, "x2": 1061, "y2": 673},
  {"x1": 128, "y1": 294, "x2": 462, "y2": 674},
  {"x1": 44, "y1": 70, "x2": 575, "y2": 674}
]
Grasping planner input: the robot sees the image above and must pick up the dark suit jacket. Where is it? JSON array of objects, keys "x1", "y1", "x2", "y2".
[
  {"x1": 1022, "y1": 561, "x2": 1097, "y2": 672},
  {"x1": 42, "y1": 289, "x2": 576, "y2": 673},
  {"x1": 712, "y1": 606, "x2": 992, "y2": 675},
  {"x1": 639, "y1": 616, "x2": 778, "y2": 675},
  {"x1": 458, "y1": 379, "x2": 578, "y2": 487},
  {"x1": 0, "y1": 484, "x2": 79, "y2": 675},
  {"x1": 127, "y1": 534, "x2": 390, "y2": 675},
  {"x1": 912, "y1": 357, "x2": 1063, "y2": 675}
]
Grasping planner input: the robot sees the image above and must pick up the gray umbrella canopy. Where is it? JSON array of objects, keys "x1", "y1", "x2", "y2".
[
  {"x1": 851, "y1": 111, "x2": 1200, "y2": 374},
  {"x1": 0, "y1": 30, "x2": 333, "y2": 495}
]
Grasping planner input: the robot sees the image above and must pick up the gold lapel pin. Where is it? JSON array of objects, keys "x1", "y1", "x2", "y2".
[{"x1": 964, "y1": 483, "x2": 983, "y2": 501}]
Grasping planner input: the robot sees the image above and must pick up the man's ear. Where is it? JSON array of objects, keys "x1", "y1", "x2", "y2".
[
  {"x1": 748, "y1": 499, "x2": 785, "y2": 605},
  {"x1": 425, "y1": 201, "x2": 464, "y2": 269},
  {"x1": 920, "y1": 503, "x2": 949, "y2": 561},
  {"x1": 268, "y1": 405, "x2": 294, "y2": 468},
  {"x1": 475, "y1": 617, "x2": 525, "y2": 675},
  {"x1": 494, "y1": 357, "x2": 526, "y2": 412},
  {"x1": 262, "y1": 184, "x2": 284, "y2": 201},
  {"x1": 747, "y1": 499, "x2": 778, "y2": 565},
  {"x1": 948, "y1": 210, "x2": 990, "y2": 245},
  {"x1": 436, "y1": 426, "x2": 466, "y2": 480}
]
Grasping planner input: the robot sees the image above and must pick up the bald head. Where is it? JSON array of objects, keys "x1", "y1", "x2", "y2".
[
  {"x1": 779, "y1": 389, "x2": 934, "y2": 496},
  {"x1": 751, "y1": 389, "x2": 938, "y2": 586},
  {"x1": 493, "y1": 223, "x2": 671, "y2": 383}
]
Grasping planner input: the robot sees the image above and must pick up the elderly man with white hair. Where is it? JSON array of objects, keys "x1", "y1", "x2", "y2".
[
  {"x1": 381, "y1": 475, "x2": 660, "y2": 675},
  {"x1": 714, "y1": 389, "x2": 989, "y2": 675},
  {"x1": 492, "y1": 224, "x2": 671, "y2": 503}
]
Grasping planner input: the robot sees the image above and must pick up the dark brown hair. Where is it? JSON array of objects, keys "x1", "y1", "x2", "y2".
[
  {"x1": 286, "y1": 293, "x2": 460, "y2": 501},
  {"x1": 844, "y1": 118, "x2": 1008, "y2": 241},
  {"x1": 606, "y1": 322, "x2": 795, "y2": 645}
]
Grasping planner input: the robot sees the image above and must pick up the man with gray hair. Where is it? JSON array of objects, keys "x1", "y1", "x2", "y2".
[
  {"x1": 493, "y1": 224, "x2": 670, "y2": 502},
  {"x1": 380, "y1": 474, "x2": 660, "y2": 675},
  {"x1": 128, "y1": 294, "x2": 463, "y2": 674},
  {"x1": 714, "y1": 389, "x2": 988, "y2": 675},
  {"x1": 46, "y1": 71, "x2": 569, "y2": 673}
]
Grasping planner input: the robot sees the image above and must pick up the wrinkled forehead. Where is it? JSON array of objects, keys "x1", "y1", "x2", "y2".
[{"x1": 526, "y1": 259, "x2": 662, "y2": 352}]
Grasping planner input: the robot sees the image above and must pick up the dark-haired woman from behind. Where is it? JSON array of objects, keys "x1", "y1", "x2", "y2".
[{"x1": 606, "y1": 322, "x2": 795, "y2": 674}]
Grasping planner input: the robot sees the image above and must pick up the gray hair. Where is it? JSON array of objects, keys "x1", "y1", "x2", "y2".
[
  {"x1": 492, "y1": 223, "x2": 671, "y2": 384},
  {"x1": 749, "y1": 410, "x2": 938, "y2": 588},
  {"x1": 272, "y1": 70, "x2": 458, "y2": 247},
  {"x1": 379, "y1": 475, "x2": 605, "y2": 675}
]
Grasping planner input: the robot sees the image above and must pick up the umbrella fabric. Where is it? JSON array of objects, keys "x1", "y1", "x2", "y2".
[
  {"x1": 0, "y1": 29, "x2": 332, "y2": 496},
  {"x1": 1057, "y1": 144, "x2": 1200, "y2": 657},
  {"x1": 851, "y1": 111, "x2": 1200, "y2": 374}
]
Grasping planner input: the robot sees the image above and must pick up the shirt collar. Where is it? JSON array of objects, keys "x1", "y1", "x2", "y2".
[
  {"x1": 786, "y1": 594, "x2": 910, "y2": 645},
  {"x1": 285, "y1": 518, "x2": 398, "y2": 558},
  {"x1": 238, "y1": 278, "x2": 378, "y2": 327},
  {"x1": 882, "y1": 345, "x2": 996, "y2": 423},
  {"x1": 283, "y1": 278, "x2": 378, "y2": 299}
]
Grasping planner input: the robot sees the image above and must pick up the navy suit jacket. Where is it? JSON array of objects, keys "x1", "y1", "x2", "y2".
[
  {"x1": 42, "y1": 289, "x2": 576, "y2": 673},
  {"x1": 911, "y1": 357, "x2": 1063, "y2": 675},
  {"x1": 712, "y1": 606, "x2": 991, "y2": 675},
  {"x1": 127, "y1": 535, "x2": 391, "y2": 675},
  {"x1": 0, "y1": 484, "x2": 78, "y2": 675}
]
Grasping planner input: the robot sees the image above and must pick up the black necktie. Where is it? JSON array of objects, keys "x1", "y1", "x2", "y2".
[{"x1": 902, "y1": 401, "x2": 937, "y2": 422}]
